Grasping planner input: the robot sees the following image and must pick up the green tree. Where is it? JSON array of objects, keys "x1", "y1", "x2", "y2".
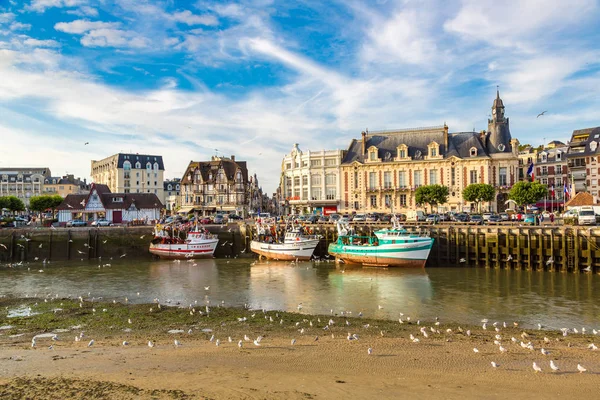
[
  {"x1": 29, "y1": 195, "x2": 63, "y2": 215},
  {"x1": 0, "y1": 196, "x2": 25, "y2": 213},
  {"x1": 462, "y1": 184, "x2": 496, "y2": 213},
  {"x1": 415, "y1": 184, "x2": 449, "y2": 213},
  {"x1": 508, "y1": 181, "x2": 547, "y2": 207}
]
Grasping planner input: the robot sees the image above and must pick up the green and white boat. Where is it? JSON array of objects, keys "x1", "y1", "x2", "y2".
[{"x1": 328, "y1": 217, "x2": 434, "y2": 267}]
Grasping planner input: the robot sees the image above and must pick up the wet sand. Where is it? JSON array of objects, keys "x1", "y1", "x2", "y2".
[{"x1": 1, "y1": 299, "x2": 599, "y2": 399}]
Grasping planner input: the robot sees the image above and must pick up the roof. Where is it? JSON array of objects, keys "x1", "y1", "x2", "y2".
[
  {"x1": 117, "y1": 154, "x2": 164, "y2": 170},
  {"x1": 341, "y1": 128, "x2": 491, "y2": 164},
  {"x1": 57, "y1": 184, "x2": 163, "y2": 210},
  {"x1": 566, "y1": 126, "x2": 600, "y2": 157},
  {"x1": 565, "y1": 192, "x2": 597, "y2": 208},
  {"x1": 492, "y1": 90, "x2": 504, "y2": 109},
  {"x1": 181, "y1": 157, "x2": 248, "y2": 184}
]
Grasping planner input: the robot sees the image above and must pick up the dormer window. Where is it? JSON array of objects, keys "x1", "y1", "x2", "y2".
[
  {"x1": 470, "y1": 147, "x2": 477, "y2": 157},
  {"x1": 427, "y1": 141, "x2": 440, "y2": 158},
  {"x1": 112, "y1": 197, "x2": 123, "y2": 203},
  {"x1": 153, "y1": 162, "x2": 159, "y2": 171},
  {"x1": 146, "y1": 162, "x2": 152, "y2": 170},
  {"x1": 541, "y1": 153, "x2": 547, "y2": 162},
  {"x1": 135, "y1": 161, "x2": 141, "y2": 169},
  {"x1": 590, "y1": 141, "x2": 598, "y2": 152},
  {"x1": 556, "y1": 152, "x2": 562, "y2": 161},
  {"x1": 431, "y1": 148, "x2": 437, "y2": 157}
]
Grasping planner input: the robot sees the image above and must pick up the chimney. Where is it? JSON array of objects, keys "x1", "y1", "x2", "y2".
[
  {"x1": 361, "y1": 131, "x2": 366, "y2": 155},
  {"x1": 231, "y1": 155, "x2": 235, "y2": 162},
  {"x1": 443, "y1": 124, "x2": 449, "y2": 153},
  {"x1": 480, "y1": 130, "x2": 487, "y2": 143}
]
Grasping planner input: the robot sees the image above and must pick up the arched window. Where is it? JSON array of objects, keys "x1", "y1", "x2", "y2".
[
  {"x1": 470, "y1": 147, "x2": 477, "y2": 157},
  {"x1": 153, "y1": 162, "x2": 159, "y2": 170},
  {"x1": 135, "y1": 161, "x2": 141, "y2": 169},
  {"x1": 146, "y1": 162, "x2": 151, "y2": 170},
  {"x1": 123, "y1": 161, "x2": 131, "y2": 171}
]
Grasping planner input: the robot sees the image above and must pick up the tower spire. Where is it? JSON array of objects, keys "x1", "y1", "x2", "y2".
[{"x1": 496, "y1": 85, "x2": 500, "y2": 99}]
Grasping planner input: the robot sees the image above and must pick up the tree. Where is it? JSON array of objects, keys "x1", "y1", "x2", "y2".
[
  {"x1": 508, "y1": 181, "x2": 547, "y2": 207},
  {"x1": 415, "y1": 184, "x2": 449, "y2": 213},
  {"x1": 0, "y1": 196, "x2": 25, "y2": 213},
  {"x1": 29, "y1": 195, "x2": 63, "y2": 215},
  {"x1": 462, "y1": 184, "x2": 495, "y2": 213}
]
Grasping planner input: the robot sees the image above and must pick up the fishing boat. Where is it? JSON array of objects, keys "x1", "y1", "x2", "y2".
[
  {"x1": 250, "y1": 222, "x2": 321, "y2": 261},
  {"x1": 149, "y1": 224, "x2": 219, "y2": 259},
  {"x1": 328, "y1": 216, "x2": 433, "y2": 267}
]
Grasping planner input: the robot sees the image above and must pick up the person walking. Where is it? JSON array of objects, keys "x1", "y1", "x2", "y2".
[{"x1": 550, "y1": 213, "x2": 555, "y2": 224}]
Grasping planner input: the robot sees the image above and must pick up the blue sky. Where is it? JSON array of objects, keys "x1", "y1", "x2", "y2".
[{"x1": 1, "y1": 0, "x2": 599, "y2": 193}]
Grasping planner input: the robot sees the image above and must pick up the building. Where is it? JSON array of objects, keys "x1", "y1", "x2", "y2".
[
  {"x1": 56, "y1": 183, "x2": 162, "y2": 224},
  {"x1": 0, "y1": 167, "x2": 51, "y2": 206},
  {"x1": 163, "y1": 178, "x2": 181, "y2": 213},
  {"x1": 44, "y1": 174, "x2": 89, "y2": 197},
  {"x1": 566, "y1": 127, "x2": 600, "y2": 196},
  {"x1": 179, "y1": 155, "x2": 249, "y2": 216},
  {"x1": 248, "y1": 174, "x2": 265, "y2": 215},
  {"x1": 280, "y1": 144, "x2": 345, "y2": 215},
  {"x1": 339, "y1": 91, "x2": 520, "y2": 214},
  {"x1": 90, "y1": 153, "x2": 165, "y2": 201},
  {"x1": 535, "y1": 142, "x2": 569, "y2": 210}
]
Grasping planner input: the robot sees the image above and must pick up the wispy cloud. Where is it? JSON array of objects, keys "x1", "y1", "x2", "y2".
[
  {"x1": 54, "y1": 20, "x2": 121, "y2": 34},
  {"x1": 27, "y1": 0, "x2": 87, "y2": 13}
]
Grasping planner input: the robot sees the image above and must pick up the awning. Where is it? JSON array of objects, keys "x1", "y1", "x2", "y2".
[{"x1": 177, "y1": 206, "x2": 195, "y2": 214}]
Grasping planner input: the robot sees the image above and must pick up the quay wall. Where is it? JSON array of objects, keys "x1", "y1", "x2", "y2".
[{"x1": 2, "y1": 223, "x2": 599, "y2": 273}]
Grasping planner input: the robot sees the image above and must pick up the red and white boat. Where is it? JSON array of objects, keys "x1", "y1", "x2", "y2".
[
  {"x1": 250, "y1": 222, "x2": 321, "y2": 261},
  {"x1": 149, "y1": 226, "x2": 218, "y2": 259}
]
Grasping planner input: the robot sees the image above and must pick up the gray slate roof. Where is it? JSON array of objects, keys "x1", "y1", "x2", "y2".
[
  {"x1": 118, "y1": 154, "x2": 164, "y2": 170},
  {"x1": 566, "y1": 126, "x2": 600, "y2": 157}
]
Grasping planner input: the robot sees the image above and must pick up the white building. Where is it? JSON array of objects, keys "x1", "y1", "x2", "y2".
[
  {"x1": 0, "y1": 167, "x2": 51, "y2": 206},
  {"x1": 280, "y1": 144, "x2": 345, "y2": 215},
  {"x1": 56, "y1": 183, "x2": 162, "y2": 224}
]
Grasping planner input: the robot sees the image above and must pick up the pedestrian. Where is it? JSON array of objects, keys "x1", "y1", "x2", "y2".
[
  {"x1": 550, "y1": 213, "x2": 555, "y2": 224},
  {"x1": 540, "y1": 213, "x2": 544, "y2": 224}
]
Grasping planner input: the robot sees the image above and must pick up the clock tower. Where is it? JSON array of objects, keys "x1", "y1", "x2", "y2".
[{"x1": 487, "y1": 89, "x2": 512, "y2": 154}]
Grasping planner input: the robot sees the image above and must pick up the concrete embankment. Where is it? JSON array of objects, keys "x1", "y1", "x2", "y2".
[{"x1": 1, "y1": 223, "x2": 599, "y2": 273}]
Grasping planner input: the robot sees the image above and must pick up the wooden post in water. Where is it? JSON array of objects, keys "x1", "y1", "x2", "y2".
[
  {"x1": 474, "y1": 229, "x2": 480, "y2": 267},
  {"x1": 455, "y1": 228, "x2": 460, "y2": 264},
  {"x1": 87, "y1": 229, "x2": 91, "y2": 260},
  {"x1": 526, "y1": 229, "x2": 532, "y2": 270},
  {"x1": 436, "y1": 227, "x2": 441, "y2": 263},
  {"x1": 48, "y1": 230, "x2": 53, "y2": 261},
  {"x1": 574, "y1": 230, "x2": 580, "y2": 271},
  {"x1": 549, "y1": 228, "x2": 555, "y2": 272},
  {"x1": 446, "y1": 228, "x2": 451, "y2": 264},
  {"x1": 67, "y1": 230, "x2": 71, "y2": 260},
  {"x1": 465, "y1": 227, "x2": 470, "y2": 266}
]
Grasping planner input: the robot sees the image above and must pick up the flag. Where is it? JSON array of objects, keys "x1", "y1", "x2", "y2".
[
  {"x1": 550, "y1": 185, "x2": 555, "y2": 198},
  {"x1": 527, "y1": 162, "x2": 535, "y2": 180},
  {"x1": 563, "y1": 184, "x2": 570, "y2": 199}
]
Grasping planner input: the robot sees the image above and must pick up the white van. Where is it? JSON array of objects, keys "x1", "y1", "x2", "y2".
[
  {"x1": 577, "y1": 207, "x2": 596, "y2": 225},
  {"x1": 406, "y1": 210, "x2": 426, "y2": 222}
]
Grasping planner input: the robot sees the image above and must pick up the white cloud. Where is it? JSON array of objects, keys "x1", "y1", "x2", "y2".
[
  {"x1": 0, "y1": 12, "x2": 16, "y2": 24},
  {"x1": 23, "y1": 38, "x2": 61, "y2": 47},
  {"x1": 79, "y1": 28, "x2": 150, "y2": 48},
  {"x1": 27, "y1": 0, "x2": 86, "y2": 13},
  {"x1": 54, "y1": 19, "x2": 121, "y2": 34},
  {"x1": 66, "y1": 6, "x2": 99, "y2": 17},
  {"x1": 10, "y1": 22, "x2": 32, "y2": 31},
  {"x1": 170, "y1": 10, "x2": 218, "y2": 26}
]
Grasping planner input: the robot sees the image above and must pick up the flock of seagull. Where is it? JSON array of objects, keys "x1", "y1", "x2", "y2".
[{"x1": 16, "y1": 289, "x2": 598, "y2": 377}]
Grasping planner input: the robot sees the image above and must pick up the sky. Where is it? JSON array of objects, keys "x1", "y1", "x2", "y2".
[{"x1": 1, "y1": 0, "x2": 599, "y2": 194}]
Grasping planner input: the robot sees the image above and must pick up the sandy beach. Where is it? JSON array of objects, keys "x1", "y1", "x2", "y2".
[{"x1": 1, "y1": 298, "x2": 599, "y2": 399}]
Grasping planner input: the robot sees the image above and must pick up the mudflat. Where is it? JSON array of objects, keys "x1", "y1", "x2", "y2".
[{"x1": 0, "y1": 298, "x2": 598, "y2": 399}]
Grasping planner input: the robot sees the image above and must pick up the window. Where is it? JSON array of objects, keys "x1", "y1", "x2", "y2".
[
  {"x1": 542, "y1": 178, "x2": 548, "y2": 185},
  {"x1": 112, "y1": 197, "x2": 123, "y2": 203},
  {"x1": 326, "y1": 188, "x2": 336, "y2": 200},
  {"x1": 542, "y1": 166, "x2": 548, "y2": 175},
  {"x1": 369, "y1": 151, "x2": 376, "y2": 161},
  {"x1": 430, "y1": 147, "x2": 437, "y2": 157},
  {"x1": 541, "y1": 154, "x2": 547, "y2": 162},
  {"x1": 556, "y1": 152, "x2": 562, "y2": 161},
  {"x1": 400, "y1": 194, "x2": 407, "y2": 207},
  {"x1": 135, "y1": 162, "x2": 141, "y2": 169},
  {"x1": 414, "y1": 170, "x2": 422, "y2": 187},
  {"x1": 310, "y1": 160, "x2": 321, "y2": 167},
  {"x1": 354, "y1": 171, "x2": 358, "y2": 189},
  {"x1": 399, "y1": 171, "x2": 406, "y2": 187},
  {"x1": 295, "y1": 162, "x2": 300, "y2": 168},
  {"x1": 154, "y1": 181, "x2": 157, "y2": 186},
  {"x1": 302, "y1": 176, "x2": 308, "y2": 185},
  {"x1": 370, "y1": 195, "x2": 377, "y2": 207},
  {"x1": 451, "y1": 167, "x2": 456, "y2": 186},
  {"x1": 399, "y1": 149, "x2": 406, "y2": 159},
  {"x1": 384, "y1": 171, "x2": 392, "y2": 189},
  {"x1": 470, "y1": 170, "x2": 477, "y2": 184},
  {"x1": 470, "y1": 147, "x2": 477, "y2": 157},
  {"x1": 311, "y1": 187, "x2": 322, "y2": 200},
  {"x1": 369, "y1": 172, "x2": 377, "y2": 189},
  {"x1": 325, "y1": 158, "x2": 336, "y2": 166},
  {"x1": 354, "y1": 201, "x2": 359, "y2": 210},
  {"x1": 146, "y1": 162, "x2": 151, "y2": 170},
  {"x1": 153, "y1": 162, "x2": 159, "y2": 170},
  {"x1": 302, "y1": 188, "x2": 308, "y2": 200},
  {"x1": 136, "y1": 181, "x2": 139, "y2": 185},
  {"x1": 325, "y1": 174, "x2": 336, "y2": 185},
  {"x1": 384, "y1": 194, "x2": 392, "y2": 207},
  {"x1": 286, "y1": 163, "x2": 292, "y2": 170},
  {"x1": 429, "y1": 170, "x2": 437, "y2": 185},
  {"x1": 302, "y1": 161, "x2": 308, "y2": 167},
  {"x1": 294, "y1": 176, "x2": 300, "y2": 186},
  {"x1": 311, "y1": 175, "x2": 321, "y2": 186},
  {"x1": 499, "y1": 167, "x2": 507, "y2": 186},
  {"x1": 123, "y1": 161, "x2": 131, "y2": 171}
]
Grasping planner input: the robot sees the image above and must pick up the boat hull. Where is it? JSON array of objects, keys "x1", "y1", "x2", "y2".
[
  {"x1": 149, "y1": 240, "x2": 218, "y2": 260},
  {"x1": 250, "y1": 240, "x2": 320, "y2": 261},
  {"x1": 328, "y1": 241, "x2": 432, "y2": 267}
]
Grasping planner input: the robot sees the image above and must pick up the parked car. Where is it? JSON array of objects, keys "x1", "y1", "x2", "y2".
[
  {"x1": 482, "y1": 212, "x2": 493, "y2": 222},
  {"x1": 228, "y1": 214, "x2": 243, "y2": 220},
  {"x1": 379, "y1": 214, "x2": 393, "y2": 223},
  {"x1": 307, "y1": 215, "x2": 319, "y2": 224},
  {"x1": 396, "y1": 213, "x2": 407, "y2": 222},
  {"x1": 339, "y1": 216, "x2": 350, "y2": 223},
  {"x1": 66, "y1": 219, "x2": 87, "y2": 227},
  {"x1": 365, "y1": 214, "x2": 379, "y2": 222},
  {"x1": 439, "y1": 213, "x2": 451, "y2": 222},
  {"x1": 426, "y1": 214, "x2": 440, "y2": 224},
  {"x1": 470, "y1": 215, "x2": 483, "y2": 225},
  {"x1": 318, "y1": 215, "x2": 329, "y2": 223},
  {"x1": 91, "y1": 219, "x2": 111, "y2": 227},
  {"x1": 329, "y1": 214, "x2": 341, "y2": 222},
  {"x1": 454, "y1": 213, "x2": 470, "y2": 223},
  {"x1": 213, "y1": 215, "x2": 225, "y2": 224},
  {"x1": 199, "y1": 217, "x2": 212, "y2": 224},
  {"x1": 487, "y1": 214, "x2": 502, "y2": 224},
  {"x1": 499, "y1": 213, "x2": 510, "y2": 221},
  {"x1": 577, "y1": 207, "x2": 596, "y2": 225},
  {"x1": 524, "y1": 213, "x2": 537, "y2": 225},
  {"x1": 353, "y1": 214, "x2": 366, "y2": 222}
]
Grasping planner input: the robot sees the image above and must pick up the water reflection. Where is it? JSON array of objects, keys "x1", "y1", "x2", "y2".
[{"x1": 0, "y1": 259, "x2": 599, "y2": 330}]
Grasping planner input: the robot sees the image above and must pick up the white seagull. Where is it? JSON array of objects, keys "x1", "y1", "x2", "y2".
[
  {"x1": 174, "y1": 340, "x2": 181, "y2": 347},
  {"x1": 88, "y1": 339, "x2": 94, "y2": 347},
  {"x1": 550, "y1": 360, "x2": 559, "y2": 372},
  {"x1": 367, "y1": 347, "x2": 373, "y2": 355},
  {"x1": 148, "y1": 341, "x2": 155, "y2": 348},
  {"x1": 532, "y1": 362, "x2": 542, "y2": 373},
  {"x1": 577, "y1": 364, "x2": 587, "y2": 373},
  {"x1": 491, "y1": 361, "x2": 499, "y2": 368}
]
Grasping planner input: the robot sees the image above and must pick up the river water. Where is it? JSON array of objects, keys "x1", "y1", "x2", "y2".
[{"x1": 1, "y1": 258, "x2": 598, "y2": 330}]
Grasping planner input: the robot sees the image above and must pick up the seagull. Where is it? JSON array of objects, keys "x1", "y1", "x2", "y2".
[
  {"x1": 88, "y1": 339, "x2": 94, "y2": 347},
  {"x1": 491, "y1": 361, "x2": 499, "y2": 368},
  {"x1": 588, "y1": 343, "x2": 598, "y2": 350},
  {"x1": 577, "y1": 364, "x2": 587, "y2": 373},
  {"x1": 582, "y1": 266, "x2": 592, "y2": 272},
  {"x1": 536, "y1": 111, "x2": 547, "y2": 118},
  {"x1": 204, "y1": 286, "x2": 210, "y2": 291},
  {"x1": 506, "y1": 254, "x2": 513, "y2": 261},
  {"x1": 499, "y1": 346, "x2": 507, "y2": 353},
  {"x1": 533, "y1": 362, "x2": 542, "y2": 373},
  {"x1": 473, "y1": 348, "x2": 479, "y2": 353},
  {"x1": 0, "y1": 243, "x2": 7, "y2": 250},
  {"x1": 367, "y1": 347, "x2": 373, "y2": 355},
  {"x1": 84, "y1": 142, "x2": 89, "y2": 145},
  {"x1": 291, "y1": 339, "x2": 296, "y2": 345},
  {"x1": 31, "y1": 338, "x2": 36, "y2": 347},
  {"x1": 550, "y1": 360, "x2": 559, "y2": 372},
  {"x1": 148, "y1": 341, "x2": 155, "y2": 348},
  {"x1": 459, "y1": 258, "x2": 466, "y2": 263},
  {"x1": 541, "y1": 348, "x2": 550, "y2": 355},
  {"x1": 253, "y1": 339, "x2": 261, "y2": 346},
  {"x1": 174, "y1": 340, "x2": 181, "y2": 347},
  {"x1": 140, "y1": 235, "x2": 145, "y2": 239},
  {"x1": 120, "y1": 254, "x2": 127, "y2": 258}
]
